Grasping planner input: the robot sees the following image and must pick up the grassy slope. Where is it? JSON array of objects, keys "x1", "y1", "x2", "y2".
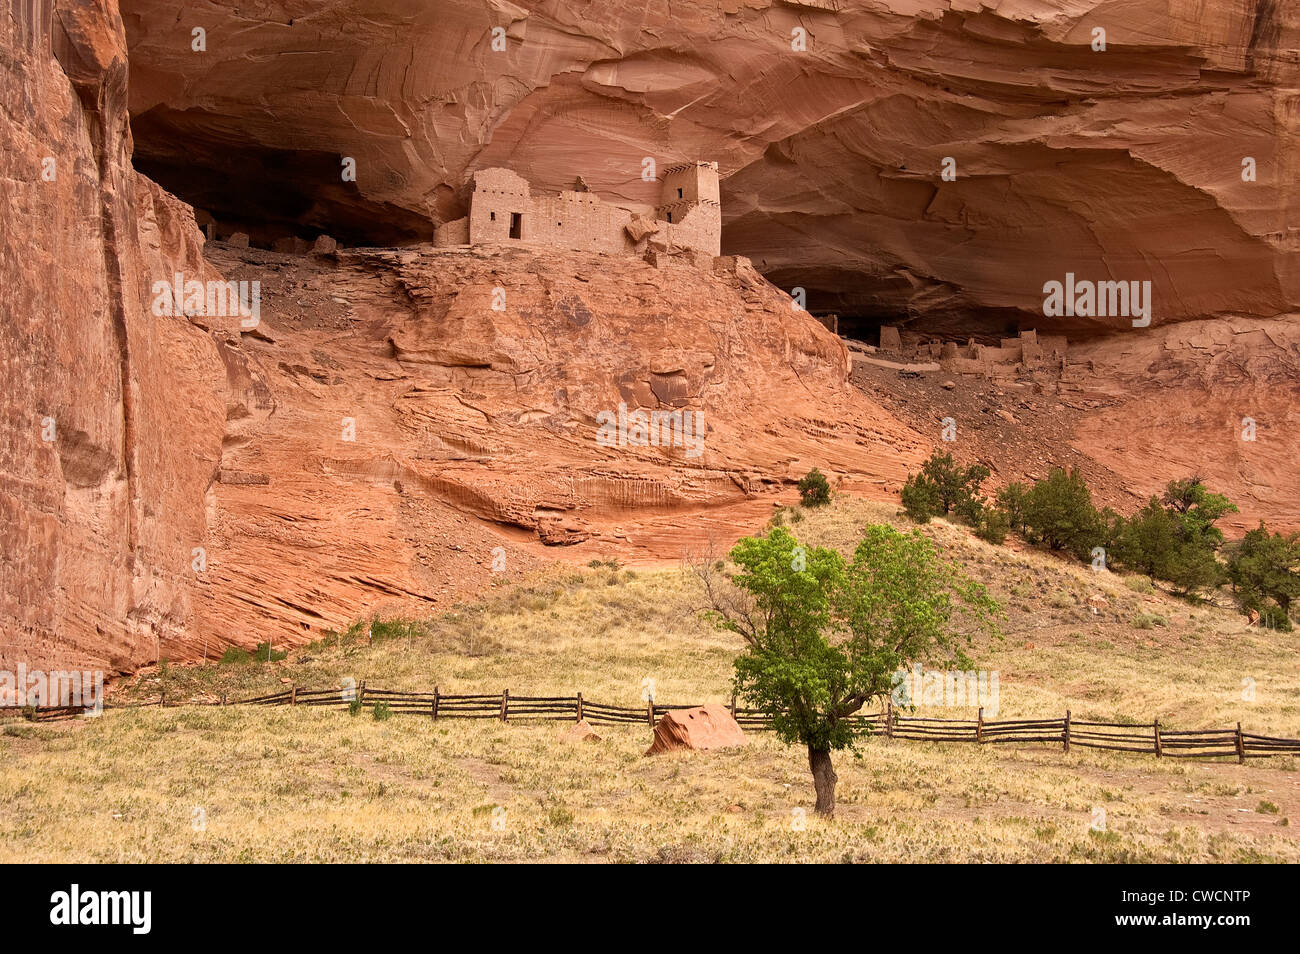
[{"x1": 2, "y1": 497, "x2": 1296, "y2": 862}]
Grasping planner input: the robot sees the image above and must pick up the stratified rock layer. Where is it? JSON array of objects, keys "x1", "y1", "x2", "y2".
[
  {"x1": 1, "y1": 0, "x2": 925, "y2": 672},
  {"x1": 188, "y1": 241, "x2": 922, "y2": 663},
  {"x1": 1069, "y1": 317, "x2": 1300, "y2": 534},
  {"x1": 120, "y1": 0, "x2": 1300, "y2": 329}
]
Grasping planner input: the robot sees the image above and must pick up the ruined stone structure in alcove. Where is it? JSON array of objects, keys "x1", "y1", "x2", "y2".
[{"x1": 435, "y1": 162, "x2": 721, "y2": 260}]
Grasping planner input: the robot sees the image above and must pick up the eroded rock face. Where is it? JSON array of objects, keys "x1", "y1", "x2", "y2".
[
  {"x1": 1068, "y1": 317, "x2": 1300, "y2": 534},
  {"x1": 119, "y1": 0, "x2": 1300, "y2": 330},
  {"x1": 1, "y1": 3, "x2": 226, "y2": 673},
  {"x1": 184, "y1": 241, "x2": 921, "y2": 662},
  {"x1": 4, "y1": 3, "x2": 927, "y2": 674}
]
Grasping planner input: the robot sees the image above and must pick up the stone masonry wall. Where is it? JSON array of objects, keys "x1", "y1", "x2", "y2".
[{"x1": 442, "y1": 165, "x2": 720, "y2": 258}]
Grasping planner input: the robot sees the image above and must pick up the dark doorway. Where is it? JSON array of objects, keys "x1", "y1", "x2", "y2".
[{"x1": 509, "y1": 213, "x2": 522, "y2": 239}]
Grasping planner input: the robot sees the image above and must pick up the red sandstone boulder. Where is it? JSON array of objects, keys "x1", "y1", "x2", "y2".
[
  {"x1": 645, "y1": 704, "x2": 746, "y2": 755},
  {"x1": 562, "y1": 720, "x2": 601, "y2": 743}
]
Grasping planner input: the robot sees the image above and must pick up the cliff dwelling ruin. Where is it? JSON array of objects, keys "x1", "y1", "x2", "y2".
[
  {"x1": 852, "y1": 326, "x2": 1080, "y2": 387},
  {"x1": 434, "y1": 162, "x2": 722, "y2": 261}
]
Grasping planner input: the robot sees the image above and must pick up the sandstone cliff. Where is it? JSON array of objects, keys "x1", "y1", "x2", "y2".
[
  {"x1": 6, "y1": 1, "x2": 1300, "y2": 675},
  {"x1": 2, "y1": 3, "x2": 229, "y2": 673},
  {"x1": 2, "y1": 1, "x2": 925, "y2": 672},
  {"x1": 182, "y1": 242, "x2": 922, "y2": 662},
  {"x1": 119, "y1": 0, "x2": 1299, "y2": 331}
]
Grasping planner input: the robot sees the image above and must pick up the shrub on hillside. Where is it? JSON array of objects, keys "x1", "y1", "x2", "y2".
[
  {"x1": 1113, "y1": 477, "x2": 1237, "y2": 597},
  {"x1": 1131, "y1": 612, "x2": 1168, "y2": 630},
  {"x1": 1162, "y1": 477, "x2": 1237, "y2": 548},
  {"x1": 1227, "y1": 522, "x2": 1299, "y2": 631},
  {"x1": 219, "y1": 646, "x2": 249, "y2": 665},
  {"x1": 797, "y1": 468, "x2": 832, "y2": 508},
  {"x1": 996, "y1": 482, "x2": 1030, "y2": 535},
  {"x1": 901, "y1": 472, "x2": 941, "y2": 523},
  {"x1": 953, "y1": 492, "x2": 985, "y2": 527},
  {"x1": 975, "y1": 507, "x2": 1011, "y2": 545},
  {"x1": 252, "y1": 641, "x2": 288, "y2": 663},
  {"x1": 1020, "y1": 468, "x2": 1104, "y2": 559},
  {"x1": 900, "y1": 451, "x2": 990, "y2": 524},
  {"x1": 1113, "y1": 498, "x2": 1177, "y2": 577}
]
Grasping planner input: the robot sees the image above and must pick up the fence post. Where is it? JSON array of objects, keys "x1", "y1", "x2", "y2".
[
  {"x1": 576, "y1": 692, "x2": 583, "y2": 722},
  {"x1": 358, "y1": 681, "x2": 366, "y2": 707},
  {"x1": 730, "y1": 693, "x2": 737, "y2": 718},
  {"x1": 647, "y1": 700, "x2": 655, "y2": 728},
  {"x1": 220, "y1": 692, "x2": 227, "y2": 707},
  {"x1": 1153, "y1": 718, "x2": 1162, "y2": 757},
  {"x1": 290, "y1": 685, "x2": 298, "y2": 706},
  {"x1": 1063, "y1": 710, "x2": 1070, "y2": 753},
  {"x1": 1236, "y1": 722, "x2": 1245, "y2": 763},
  {"x1": 160, "y1": 689, "x2": 165, "y2": 708},
  {"x1": 500, "y1": 689, "x2": 509, "y2": 722},
  {"x1": 885, "y1": 701, "x2": 893, "y2": 739},
  {"x1": 976, "y1": 707, "x2": 984, "y2": 743},
  {"x1": 432, "y1": 685, "x2": 439, "y2": 721}
]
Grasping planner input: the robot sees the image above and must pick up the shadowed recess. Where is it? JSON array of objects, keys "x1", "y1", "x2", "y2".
[{"x1": 131, "y1": 107, "x2": 436, "y2": 247}]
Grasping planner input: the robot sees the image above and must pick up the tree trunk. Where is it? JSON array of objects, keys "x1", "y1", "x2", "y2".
[{"x1": 808, "y1": 745, "x2": 837, "y2": 817}]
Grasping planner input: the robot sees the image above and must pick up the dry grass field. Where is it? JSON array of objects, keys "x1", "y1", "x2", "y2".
[{"x1": 2, "y1": 497, "x2": 1297, "y2": 862}]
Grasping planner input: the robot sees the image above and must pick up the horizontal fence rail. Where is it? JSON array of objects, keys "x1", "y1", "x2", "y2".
[{"x1": 5, "y1": 689, "x2": 1298, "y2": 763}]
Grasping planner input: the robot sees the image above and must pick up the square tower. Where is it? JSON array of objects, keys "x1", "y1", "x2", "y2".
[
  {"x1": 467, "y1": 168, "x2": 532, "y2": 243},
  {"x1": 659, "y1": 161, "x2": 720, "y2": 207},
  {"x1": 655, "y1": 161, "x2": 721, "y2": 256}
]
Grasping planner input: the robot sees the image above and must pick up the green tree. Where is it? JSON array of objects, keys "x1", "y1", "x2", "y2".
[
  {"x1": 1227, "y1": 522, "x2": 1300, "y2": 630},
  {"x1": 797, "y1": 468, "x2": 832, "y2": 508},
  {"x1": 1021, "y1": 468, "x2": 1102, "y2": 558},
  {"x1": 1114, "y1": 498, "x2": 1179, "y2": 578},
  {"x1": 1113, "y1": 478, "x2": 1237, "y2": 596},
  {"x1": 1162, "y1": 477, "x2": 1237, "y2": 547},
  {"x1": 996, "y1": 482, "x2": 1030, "y2": 535},
  {"x1": 953, "y1": 491, "x2": 985, "y2": 527},
  {"x1": 924, "y1": 452, "x2": 990, "y2": 517},
  {"x1": 900, "y1": 472, "x2": 941, "y2": 523},
  {"x1": 900, "y1": 451, "x2": 990, "y2": 525},
  {"x1": 700, "y1": 526, "x2": 999, "y2": 816}
]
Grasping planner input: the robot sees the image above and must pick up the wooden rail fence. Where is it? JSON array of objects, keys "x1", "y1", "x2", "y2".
[{"x1": 8, "y1": 687, "x2": 1298, "y2": 763}]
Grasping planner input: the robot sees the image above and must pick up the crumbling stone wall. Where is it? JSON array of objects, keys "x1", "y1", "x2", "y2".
[
  {"x1": 877, "y1": 325, "x2": 1068, "y2": 379},
  {"x1": 438, "y1": 163, "x2": 720, "y2": 259},
  {"x1": 434, "y1": 216, "x2": 468, "y2": 245},
  {"x1": 529, "y1": 191, "x2": 639, "y2": 254}
]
